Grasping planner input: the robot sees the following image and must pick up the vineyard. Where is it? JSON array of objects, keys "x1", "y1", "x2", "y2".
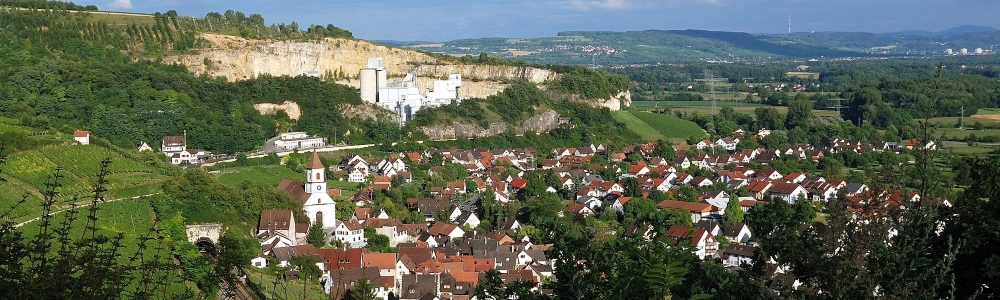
[
  {"x1": 632, "y1": 111, "x2": 708, "y2": 139},
  {"x1": 0, "y1": 143, "x2": 179, "y2": 222},
  {"x1": 16, "y1": 195, "x2": 192, "y2": 295}
]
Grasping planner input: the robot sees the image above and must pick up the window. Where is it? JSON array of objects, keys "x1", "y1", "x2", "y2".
[{"x1": 315, "y1": 173, "x2": 321, "y2": 180}]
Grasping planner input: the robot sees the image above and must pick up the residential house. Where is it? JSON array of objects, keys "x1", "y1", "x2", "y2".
[
  {"x1": 73, "y1": 130, "x2": 90, "y2": 145},
  {"x1": 666, "y1": 225, "x2": 718, "y2": 260},
  {"x1": 724, "y1": 223, "x2": 753, "y2": 244},
  {"x1": 333, "y1": 219, "x2": 366, "y2": 247},
  {"x1": 768, "y1": 182, "x2": 808, "y2": 204},
  {"x1": 721, "y1": 244, "x2": 756, "y2": 267},
  {"x1": 656, "y1": 200, "x2": 722, "y2": 223}
]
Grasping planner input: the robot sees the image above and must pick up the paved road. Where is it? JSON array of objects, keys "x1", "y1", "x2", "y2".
[
  {"x1": 200, "y1": 143, "x2": 376, "y2": 167},
  {"x1": 15, "y1": 193, "x2": 160, "y2": 228}
]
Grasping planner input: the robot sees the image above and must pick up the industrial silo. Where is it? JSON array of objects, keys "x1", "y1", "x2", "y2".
[{"x1": 359, "y1": 67, "x2": 377, "y2": 103}]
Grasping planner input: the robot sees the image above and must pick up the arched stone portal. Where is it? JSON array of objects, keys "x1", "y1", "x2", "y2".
[
  {"x1": 195, "y1": 237, "x2": 216, "y2": 253},
  {"x1": 185, "y1": 224, "x2": 223, "y2": 253}
]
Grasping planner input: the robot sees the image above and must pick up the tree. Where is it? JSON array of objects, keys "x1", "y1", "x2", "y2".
[
  {"x1": 307, "y1": 219, "x2": 326, "y2": 248},
  {"x1": 623, "y1": 197, "x2": 657, "y2": 221},
  {"x1": 622, "y1": 177, "x2": 642, "y2": 197},
  {"x1": 753, "y1": 107, "x2": 783, "y2": 130},
  {"x1": 364, "y1": 228, "x2": 393, "y2": 253},
  {"x1": 648, "y1": 189, "x2": 668, "y2": 202},
  {"x1": 346, "y1": 278, "x2": 378, "y2": 300},
  {"x1": 723, "y1": 194, "x2": 743, "y2": 226},
  {"x1": 785, "y1": 99, "x2": 813, "y2": 129},
  {"x1": 473, "y1": 269, "x2": 506, "y2": 300}
]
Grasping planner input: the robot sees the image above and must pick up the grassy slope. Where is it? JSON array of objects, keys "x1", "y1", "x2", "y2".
[
  {"x1": 214, "y1": 165, "x2": 360, "y2": 193},
  {"x1": 16, "y1": 195, "x2": 191, "y2": 296},
  {"x1": 611, "y1": 110, "x2": 667, "y2": 142},
  {"x1": 976, "y1": 108, "x2": 1000, "y2": 115},
  {"x1": 0, "y1": 127, "x2": 177, "y2": 223},
  {"x1": 632, "y1": 111, "x2": 707, "y2": 139}
]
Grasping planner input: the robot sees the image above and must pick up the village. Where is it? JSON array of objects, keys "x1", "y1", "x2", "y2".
[{"x1": 247, "y1": 127, "x2": 946, "y2": 299}]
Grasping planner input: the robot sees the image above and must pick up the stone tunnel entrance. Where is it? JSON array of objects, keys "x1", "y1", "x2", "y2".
[{"x1": 185, "y1": 224, "x2": 223, "y2": 254}]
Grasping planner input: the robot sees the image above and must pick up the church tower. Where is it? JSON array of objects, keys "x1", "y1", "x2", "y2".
[
  {"x1": 305, "y1": 151, "x2": 327, "y2": 193},
  {"x1": 302, "y1": 151, "x2": 336, "y2": 229}
]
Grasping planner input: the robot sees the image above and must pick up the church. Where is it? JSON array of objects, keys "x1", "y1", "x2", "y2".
[{"x1": 277, "y1": 151, "x2": 337, "y2": 229}]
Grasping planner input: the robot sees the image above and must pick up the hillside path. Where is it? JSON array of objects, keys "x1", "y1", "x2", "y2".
[{"x1": 15, "y1": 193, "x2": 160, "y2": 228}]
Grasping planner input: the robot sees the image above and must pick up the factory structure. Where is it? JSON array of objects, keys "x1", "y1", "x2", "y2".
[{"x1": 358, "y1": 57, "x2": 463, "y2": 124}]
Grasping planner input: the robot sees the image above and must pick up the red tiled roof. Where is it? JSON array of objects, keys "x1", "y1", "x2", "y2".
[
  {"x1": 306, "y1": 151, "x2": 324, "y2": 169},
  {"x1": 73, "y1": 130, "x2": 90, "y2": 137},
  {"x1": 510, "y1": 178, "x2": 528, "y2": 189},
  {"x1": 656, "y1": 200, "x2": 717, "y2": 213},
  {"x1": 317, "y1": 248, "x2": 363, "y2": 270},
  {"x1": 362, "y1": 252, "x2": 398, "y2": 270}
]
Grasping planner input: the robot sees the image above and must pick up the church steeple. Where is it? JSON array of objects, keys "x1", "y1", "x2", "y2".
[{"x1": 305, "y1": 151, "x2": 327, "y2": 194}]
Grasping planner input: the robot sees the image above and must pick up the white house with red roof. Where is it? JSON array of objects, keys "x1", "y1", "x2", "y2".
[
  {"x1": 73, "y1": 130, "x2": 90, "y2": 145},
  {"x1": 667, "y1": 225, "x2": 718, "y2": 260}
]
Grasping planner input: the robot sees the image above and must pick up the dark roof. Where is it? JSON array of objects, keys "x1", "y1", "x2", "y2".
[
  {"x1": 722, "y1": 244, "x2": 757, "y2": 258},
  {"x1": 277, "y1": 179, "x2": 309, "y2": 204},
  {"x1": 724, "y1": 223, "x2": 747, "y2": 237},
  {"x1": 162, "y1": 135, "x2": 185, "y2": 146},
  {"x1": 400, "y1": 274, "x2": 439, "y2": 299},
  {"x1": 258, "y1": 210, "x2": 293, "y2": 231}
]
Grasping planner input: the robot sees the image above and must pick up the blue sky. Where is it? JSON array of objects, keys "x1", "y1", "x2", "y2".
[{"x1": 97, "y1": 0, "x2": 1000, "y2": 41}]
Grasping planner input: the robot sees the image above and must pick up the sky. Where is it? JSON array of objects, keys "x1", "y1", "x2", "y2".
[{"x1": 94, "y1": 0, "x2": 1000, "y2": 41}]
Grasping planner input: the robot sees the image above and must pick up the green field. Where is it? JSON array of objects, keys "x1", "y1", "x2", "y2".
[
  {"x1": 0, "y1": 141, "x2": 177, "y2": 223},
  {"x1": 937, "y1": 128, "x2": 1000, "y2": 140},
  {"x1": 943, "y1": 143, "x2": 997, "y2": 155},
  {"x1": 16, "y1": 195, "x2": 192, "y2": 296},
  {"x1": 612, "y1": 110, "x2": 668, "y2": 142},
  {"x1": 977, "y1": 108, "x2": 1000, "y2": 115},
  {"x1": 215, "y1": 164, "x2": 360, "y2": 192},
  {"x1": 85, "y1": 11, "x2": 156, "y2": 25},
  {"x1": 631, "y1": 101, "x2": 840, "y2": 118},
  {"x1": 632, "y1": 111, "x2": 707, "y2": 139},
  {"x1": 631, "y1": 100, "x2": 765, "y2": 110}
]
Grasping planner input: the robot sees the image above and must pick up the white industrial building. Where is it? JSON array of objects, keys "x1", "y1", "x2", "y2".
[
  {"x1": 271, "y1": 132, "x2": 325, "y2": 151},
  {"x1": 357, "y1": 57, "x2": 463, "y2": 124}
]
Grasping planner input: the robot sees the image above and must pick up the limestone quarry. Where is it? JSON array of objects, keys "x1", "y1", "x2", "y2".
[{"x1": 164, "y1": 34, "x2": 629, "y2": 137}]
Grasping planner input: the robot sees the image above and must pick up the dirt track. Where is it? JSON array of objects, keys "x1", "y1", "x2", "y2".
[{"x1": 971, "y1": 114, "x2": 1000, "y2": 121}]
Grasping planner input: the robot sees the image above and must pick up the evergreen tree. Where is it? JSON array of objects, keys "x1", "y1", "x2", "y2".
[
  {"x1": 307, "y1": 219, "x2": 326, "y2": 248},
  {"x1": 723, "y1": 194, "x2": 743, "y2": 226},
  {"x1": 346, "y1": 278, "x2": 378, "y2": 300}
]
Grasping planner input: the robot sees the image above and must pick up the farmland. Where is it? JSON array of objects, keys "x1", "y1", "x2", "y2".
[
  {"x1": 16, "y1": 195, "x2": 191, "y2": 296},
  {"x1": 631, "y1": 101, "x2": 841, "y2": 118},
  {"x1": 214, "y1": 164, "x2": 361, "y2": 192},
  {"x1": 0, "y1": 139, "x2": 177, "y2": 223},
  {"x1": 632, "y1": 111, "x2": 707, "y2": 140},
  {"x1": 611, "y1": 110, "x2": 668, "y2": 142}
]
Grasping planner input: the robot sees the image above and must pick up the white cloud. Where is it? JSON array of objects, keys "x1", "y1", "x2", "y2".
[
  {"x1": 107, "y1": 0, "x2": 132, "y2": 9},
  {"x1": 568, "y1": 0, "x2": 629, "y2": 11},
  {"x1": 697, "y1": 0, "x2": 722, "y2": 6}
]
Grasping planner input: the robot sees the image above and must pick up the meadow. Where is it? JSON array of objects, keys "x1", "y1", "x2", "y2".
[
  {"x1": 632, "y1": 111, "x2": 707, "y2": 140},
  {"x1": 611, "y1": 110, "x2": 668, "y2": 142},
  {"x1": 632, "y1": 101, "x2": 840, "y2": 118}
]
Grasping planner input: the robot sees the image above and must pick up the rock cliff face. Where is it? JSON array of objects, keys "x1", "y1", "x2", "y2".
[
  {"x1": 421, "y1": 110, "x2": 561, "y2": 140},
  {"x1": 167, "y1": 34, "x2": 628, "y2": 138},
  {"x1": 163, "y1": 34, "x2": 557, "y2": 99},
  {"x1": 253, "y1": 101, "x2": 302, "y2": 120}
]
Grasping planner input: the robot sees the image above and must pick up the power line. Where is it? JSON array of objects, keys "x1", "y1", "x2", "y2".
[
  {"x1": 827, "y1": 98, "x2": 846, "y2": 119},
  {"x1": 704, "y1": 70, "x2": 716, "y2": 115}
]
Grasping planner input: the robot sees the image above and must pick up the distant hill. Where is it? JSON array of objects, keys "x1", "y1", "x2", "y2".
[
  {"x1": 785, "y1": 29, "x2": 1000, "y2": 54},
  {"x1": 895, "y1": 25, "x2": 998, "y2": 36},
  {"x1": 372, "y1": 40, "x2": 439, "y2": 46},
  {"x1": 407, "y1": 29, "x2": 863, "y2": 66}
]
